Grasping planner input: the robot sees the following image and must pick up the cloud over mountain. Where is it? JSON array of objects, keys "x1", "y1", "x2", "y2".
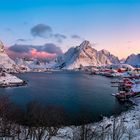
[{"x1": 8, "y1": 43, "x2": 63, "y2": 59}]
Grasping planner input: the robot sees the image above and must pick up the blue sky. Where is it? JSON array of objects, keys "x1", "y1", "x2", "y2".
[{"x1": 0, "y1": 0, "x2": 140, "y2": 58}]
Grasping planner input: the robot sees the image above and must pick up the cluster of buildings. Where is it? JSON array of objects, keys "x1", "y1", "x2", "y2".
[{"x1": 91, "y1": 64, "x2": 140, "y2": 101}]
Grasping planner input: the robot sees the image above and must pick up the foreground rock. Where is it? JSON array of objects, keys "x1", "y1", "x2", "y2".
[{"x1": 0, "y1": 72, "x2": 26, "y2": 88}]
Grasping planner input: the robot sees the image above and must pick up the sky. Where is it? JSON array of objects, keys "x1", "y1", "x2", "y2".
[{"x1": 0, "y1": 0, "x2": 140, "y2": 59}]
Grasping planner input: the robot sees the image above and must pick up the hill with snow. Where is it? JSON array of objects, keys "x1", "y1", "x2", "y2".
[
  {"x1": 15, "y1": 58, "x2": 47, "y2": 71},
  {"x1": 125, "y1": 54, "x2": 140, "y2": 67},
  {"x1": 50, "y1": 41, "x2": 120, "y2": 69},
  {"x1": 0, "y1": 72, "x2": 25, "y2": 87},
  {"x1": 0, "y1": 41, "x2": 19, "y2": 72},
  {"x1": 97, "y1": 49, "x2": 120, "y2": 65}
]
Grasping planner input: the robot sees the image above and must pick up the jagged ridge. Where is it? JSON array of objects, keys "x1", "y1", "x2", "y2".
[{"x1": 53, "y1": 40, "x2": 120, "y2": 69}]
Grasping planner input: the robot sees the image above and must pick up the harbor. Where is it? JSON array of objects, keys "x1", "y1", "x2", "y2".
[{"x1": 90, "y1": 65, "x2": 140, "y2": 101}]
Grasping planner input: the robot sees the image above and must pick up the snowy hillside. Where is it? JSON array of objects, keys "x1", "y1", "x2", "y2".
[
  {"x1": 51, "y1": 40, "x2": 120, "y2": 69},
  {"x1": 97, "y1": 49, "x2": 120, "y2": 65},
  {"x1": 16, "y1": 58, "x2": 48, "y2": 71},
  {"x1": 0, "y1": 41, "x2": 18, "y2": 72},
  {"x1": 0, "y1": 72, "x2": 25, "y2": 87},
  {"x1": 125, "y1": 54, "x2": 140, "y2": 67}
]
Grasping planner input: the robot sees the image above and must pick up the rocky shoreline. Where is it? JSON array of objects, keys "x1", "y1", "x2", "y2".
[
  {"x1": 0, "y1": 80, "x2": 27, "y2": 88},
  {"x1": 0, "y1": 72, "x2": 27, "y2": 88}
]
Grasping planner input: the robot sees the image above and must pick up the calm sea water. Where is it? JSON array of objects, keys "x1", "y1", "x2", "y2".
[{"x1": 0, "y1": 71, "x2": 129, "y2": 125}]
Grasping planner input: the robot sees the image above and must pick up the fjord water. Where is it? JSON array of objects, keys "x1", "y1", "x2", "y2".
[{"x1": 0, "y1": 71, "x2": 128, "y2": 125}]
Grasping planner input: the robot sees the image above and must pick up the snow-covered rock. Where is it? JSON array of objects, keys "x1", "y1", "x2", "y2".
[
  {"x1": 0, "y1": 41, "x2": 18, "y2": 73},
  {"x1": 15, "y1": 58, "x2": 31, "y2": 72},
  {"x1": 125, "y1": 54, "x2": 140, "y2": 67},
  {"x1": 131, "y1": 84, "x2": 140, "y2": 93},
  {"x1": 97, "y1": 49, "x2": 120, "y2": 65},
  {"x1": 16, "y1": 58, "x2": 48, "y2": 72},
  {"x1": 27, "y1": 59, "x2": 47, "y2": 70},
  {"x1": 52, "y1": 40, "x2": 120, "y2": 69},
  {"x1": 120, "y1": 58, "x2": 126, "y2": 64},
  {"x1": 108, "y1": 64, "x2": 135, "y2": 70},
  {"x1": 0, "y1": 72, "x2": 26, "y2": 87}
]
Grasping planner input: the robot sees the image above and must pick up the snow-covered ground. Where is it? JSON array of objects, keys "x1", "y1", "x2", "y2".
[
  {"x1": 0, "y1": 72, "x2": 25, "y2": 87},
  {"x1": 2, "y1": 98, "x2": 140, "y2": 140},
  {"x1": 49, "y1": 98, "x2": 140, "y2": 140},
  {"x1": 0, "y1": 41, "x2": 19, "y2": 73}
]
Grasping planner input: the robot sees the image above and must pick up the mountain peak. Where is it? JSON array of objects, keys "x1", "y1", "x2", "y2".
[
  {"x1": 52, "y1": 41, "x2": 120, "y2": 69},
  {"x1": 79, "y1": 40, "x2": 91, "y2": 50},
  {"x1": 80, "y1": 40, "x2": 90, "y2": 45}
]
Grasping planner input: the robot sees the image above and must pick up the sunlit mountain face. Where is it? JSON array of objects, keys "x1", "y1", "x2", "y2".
[{"x1": 0, "y1": 0, "x2": 140, "y2": 60}]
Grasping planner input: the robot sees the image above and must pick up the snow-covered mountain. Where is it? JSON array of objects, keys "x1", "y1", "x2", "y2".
[
  {"x1": 125, "y1": 54, "x2": 140, "y2": 67},
  {"x1": 51, "y1": 40, "x2": 120, "y2": 69},
  {"x1": 0, "y1": 41, "x2": 18, "y2": 72},
  {"x1": 120, "y1": 58, "x2": 126, "y2": 64},
  {"x1": 97, "y1": 49, "x2": 120, "y2": 65},
  {"x1": 16, "y1": 58, "x2": 48, "y2": 71}
]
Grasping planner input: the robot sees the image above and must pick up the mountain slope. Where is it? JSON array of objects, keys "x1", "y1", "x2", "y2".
[
  {"x1": 52, "y1": 40, "x2": 120, "y2": 69},
  {"x1": 0, "y1": 41, "x2": 18, "y2": 72},
  {"x1": 15, "y1": 58, "x2": 49, "y2": 71},
  {"x1": 97, "y1": 49, "x2": 120, "y2": 65},
  {"x1": 125, "y1": 54, "x2": 140, "y2": 67}
]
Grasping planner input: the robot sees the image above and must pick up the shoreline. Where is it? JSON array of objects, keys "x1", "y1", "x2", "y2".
[
  {"x1": 0, "y1": 72, "x2": 27, "y2": 88},
  {"x1": 0, "y1": 80, "x2": 27, "y2": 88},
  {"x1": 0, "y1": 72, "x2": 140, "y2": 139}
]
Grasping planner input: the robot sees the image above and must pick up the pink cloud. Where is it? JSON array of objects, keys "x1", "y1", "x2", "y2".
[
  {"x1": 6, "y1": 48, "x2": 57, "y2": 59},
  {"x1": 30, "y1": 49, "x2": 56, "y2": 59},
  {"x1": 6, "y1": 48, "x2": 30, "y2": 59}
]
